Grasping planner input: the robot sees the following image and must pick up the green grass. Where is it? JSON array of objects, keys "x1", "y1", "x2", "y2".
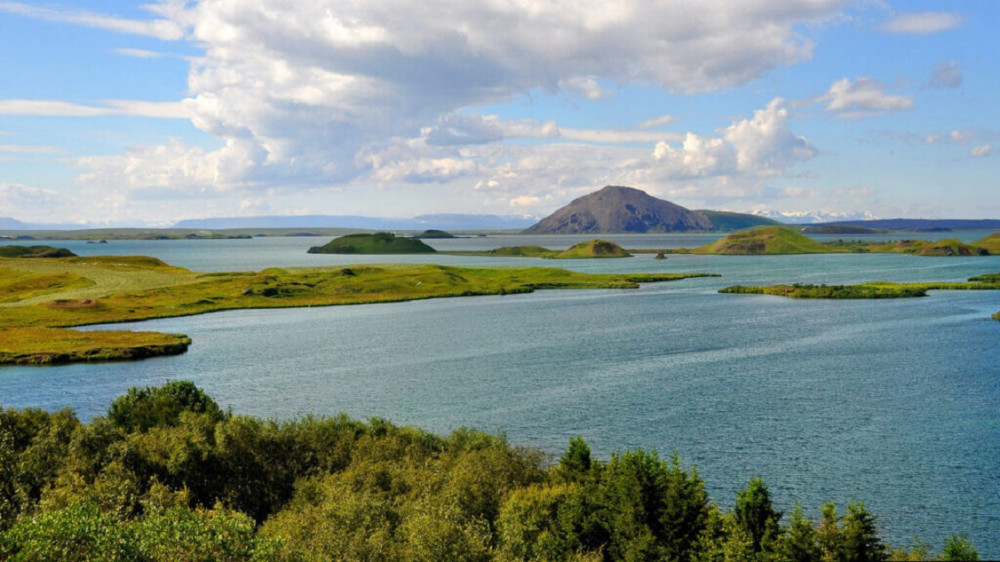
[
  {"x1": 0, "y1": 245, "x2": 77, "y2": 258},
  {"x1": 719, "y1": 273, "x2": 1000, "y2": 316},
  {"x1": 973, "y1": 232, "x2": 1000, "y2": 254},
  {"x1": 693, "y1": 226, "x2": 835, "y2": 255},
  {"x1": 455, "y1": 239, "x2": 632, "y2": 259},
  {"x1": 0, "y1": 256, "x2": 717, "y2": 365}
]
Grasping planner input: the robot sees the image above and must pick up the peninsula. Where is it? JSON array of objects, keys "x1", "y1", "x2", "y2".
[{"x1": 0, "y1": 254, "x2": 717, "y2": 365}]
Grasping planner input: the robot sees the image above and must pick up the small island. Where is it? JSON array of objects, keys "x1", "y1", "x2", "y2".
[
  {"x1": 464, "y1": 239, "x2": 632, "y2": 259},
  {"x1": 307, "y1": 232, "x2": 436, "y2": 254},
  {"x1": 414, "y1": 229, "x2": 456, "y2": 239},
  {"x1": 660, "y1": 226, "x2": 998, "y2": 256},
  {"x1": 0, "y1": 245, "x2": 77, "y2": 258}
]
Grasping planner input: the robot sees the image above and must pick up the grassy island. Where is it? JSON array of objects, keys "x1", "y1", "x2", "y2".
[
  {"x1": 693, "y1": 226, "x2": 834, "y2": 255},
  {"x1": 462, "y1": 239, "x2": 632, "y2": 259},
  {"x1": 307, "y1": 232, "x2": 435, "y2": 254},
  {"x1": 669, "y1": 226, "x2": 997, "y2": 256},
  {"x1": 0, "y1": 255, "x2": 716, "y2": 365},
  {"x1": 720, "y1": 272, "x2": 1000, "y2": 312},
  {"x1": 0, "y1": 245, "x2": 77, "y2": 258}
]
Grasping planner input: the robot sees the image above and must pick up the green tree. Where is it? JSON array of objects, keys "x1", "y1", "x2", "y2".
[
  {"x1": 939, "y1": 533, "x2": 979, "y2": 561},
  {"x1": 733, "y1": 477, "x2": 781, "y2": 554},
  {"x1": 779, "y1": 501, "x2": 821, "y2": 562},
  {"x1": 841, "y1": 500, "x2": 887, "y2": 562},
  {"x1": 108, "y1": 380, "x2": 225, "y2": 433}
]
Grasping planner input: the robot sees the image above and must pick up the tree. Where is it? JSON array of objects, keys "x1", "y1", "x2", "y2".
[
  {"x1": 108, "y1": 380, "x2": 225, "y2": 433},
  {"x1": 733, "y1": 477, "x2": 781, "y2": 554},
  {"x1": 939, "y1": 533, "x2": 979, "y2": 561}
]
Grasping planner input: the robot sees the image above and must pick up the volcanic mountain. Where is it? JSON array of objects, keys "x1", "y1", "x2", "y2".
[{"x1": 525, "y1": 186, "x2": 727, "y2": 233}]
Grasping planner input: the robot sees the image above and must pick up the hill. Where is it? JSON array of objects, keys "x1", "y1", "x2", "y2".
[
  {"x1": 554, "y1": 239, "x2": 631, "y2": 258},
  {"x1": 973, "y1": 232, "x2": 1000, "y2": 253},
  {"x1": 0, "y1": 245, "x2": 77, "y2": 258},
  {"x1": 525, "y1": 186, "x2": 713, "y2": 234},
  {"x1": 697, "y1": 210, "x2": 781, "y2": 231},
  {"x1": 694, "y1": 226, "x2": 834, "y2": 255},
  {"x1": 307, "y1": 232, "x2": 436, "y2": 254}
]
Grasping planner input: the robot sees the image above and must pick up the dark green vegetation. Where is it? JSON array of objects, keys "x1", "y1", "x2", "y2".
[
  {"x1": 0, "y1": 255, "x2": 715, "y2": 365},
  {"x1": 478, "y1": 239, "x2": 632, "y2": 259},
  {"x1": 0, "y1": 382, "x2": 979, "y2": 561},
  {"x1": 973, "y1": 232, "x2": 1000, "y2": 254},
  {"x1": 720, "y1": 272, "x2": 1000, "y2": 311},
  {"x1": 415, "y1": 229, "x2": 456, "y2": 238},
  {"x1": 0, "y1": 245, "x2": 76, "y2": 258},
  {"x1": 694, "y1": 227, "x2": 834, "y2": 255},
  {"x1": 307, "y1": 232, "x2": 436, "y2": 254}
]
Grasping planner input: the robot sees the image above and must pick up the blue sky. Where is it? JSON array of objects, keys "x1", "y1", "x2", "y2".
[{"x1": 0, "y1": 0, "x2": 996, "y2": 226}]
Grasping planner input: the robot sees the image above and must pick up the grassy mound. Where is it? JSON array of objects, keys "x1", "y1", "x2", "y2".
[
  {"x1": 414, "y1": 229, "x2": 455, "y2": 239},
  {"x1": 694, "y1": 226, "x2": 833, "y2": 255},
  {"x1": 972, "y1": 232, "x2": 1000, "y2": 254},
  {"x1": 0, "y1": 245, "x2": 76, "y2": 258},
  {"x1": 486, "y1": 245, "x2": 554, "y2": 257},
  {"x1": 307, "y1": 232, "x2": 436, "y2": 254},
  {"x1": 866, "y1": 239, "x2": 989, "y2": 256},
  {"x1": 553, "y1": 239, "x2": 631, "y2": 259}
]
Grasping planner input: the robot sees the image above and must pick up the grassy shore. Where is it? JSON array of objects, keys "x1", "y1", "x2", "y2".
[
  {"x1": 0, "y1": 256, "x2": 717, "y2": 365},
  {"x1": 719, "y1": 273, "x2": 1000, "y2": 305}
]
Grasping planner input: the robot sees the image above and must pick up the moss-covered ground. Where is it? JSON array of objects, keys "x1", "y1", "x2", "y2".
[{"x1": 0, "y1": 256, "x2": 716, "y2": 365}]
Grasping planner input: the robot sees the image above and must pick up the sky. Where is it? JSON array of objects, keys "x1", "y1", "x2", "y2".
[{"x1": 0, "y1": 0, "x2": 997, "y2": 226}]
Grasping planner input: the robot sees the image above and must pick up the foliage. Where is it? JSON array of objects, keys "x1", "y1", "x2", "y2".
[
  {"x1": 0, "y1": 383, "x2": 982, "y2": 560},
  {"x1": 0, "y1": 245, "x2": 76, "y2": 258}
]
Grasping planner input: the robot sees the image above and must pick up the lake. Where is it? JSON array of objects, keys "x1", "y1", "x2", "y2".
[{"x1": 1, "y1": 233, "x2": 998, "y2": 555}]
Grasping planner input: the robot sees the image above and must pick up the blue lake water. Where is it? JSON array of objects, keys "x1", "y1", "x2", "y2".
[{"x1": 1, "y1": 234, "x2": 998, "y2": 555}]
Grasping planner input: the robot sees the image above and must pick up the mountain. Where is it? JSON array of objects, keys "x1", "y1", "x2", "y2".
[
  {"x1": 819, "y1": 218, "x2": 1000, "y2": 230},
  {"x1": 751, "y1": 209, "x2": 879, "y2": 224},
  {"x1": 0, "y1": 217, "x2": 28, "y2": 230},
  {"x1": 173, "y1": 214, "x2": 534, "y2": 231},
  {"x1": 524, "y1": 186, "x2": 778, "y2": 233},
  {"x1": 525, "y1": 186, "x2": 713, "y2": 233}
]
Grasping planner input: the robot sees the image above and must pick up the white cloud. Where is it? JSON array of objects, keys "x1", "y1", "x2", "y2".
[
  {"x1": 638, "y1": 115, "x2": 676, "y2": 130},
  {"x1": 815, "y1": 78, "x2": 913, "y2": 119},
  {"x1": 93, "y1": 0, "x2": 847, "y2": 195},
  {"x1": 114, "y1": 48, "x2": 165, "y2": 59},
  {"x1": 509, "y1": 195, "x2": 542, "y2": 208},
  {"x1": 0, "y1": 99, "x2": 193, "y2": 119},
  {"x1": 970, "y1": 144, "x2": 992, "y2": 158},
  {"x1": 0, "y1": 1, "x2": 184, "y2": 40},
  {"x1": 882, "y1": 11, "x2": 962, "y2": 35}
]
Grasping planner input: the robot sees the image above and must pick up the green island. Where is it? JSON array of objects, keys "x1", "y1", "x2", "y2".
[
  {"x1": 0, "y1": 380, "x2": 981, "y2": 561},
  {"x1": 660, "y1": 226, "x2": 1000, "y2": 256},
  {"x1": 719, "y1": 272, "x2": 1000, "y2": 311},
  {"x1": 307, "y1": 232, "x2": 437, "y2": 254},
  {"x1": 0, "y1": 244, "x2": 78, "y2": 258},
  {"x1": 0, "y1": 254, "x2": 715, "y2": 365},
  {"x1": 467, "y1": 239, "x2": 633, "y2": 259}
]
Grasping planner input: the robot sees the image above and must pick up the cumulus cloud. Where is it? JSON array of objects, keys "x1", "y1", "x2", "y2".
[
  {"x1": 87, "y1": 0, "x2": 847, "y2": 195},
  {"x1": 638, "y1": 115, "x2": 676, "y2": 130},
  {"x1": 653, "y1": 99, "x2": 816, "y2": 178},
  {"x1": 882, "y1": 11, "x2": 962, "y2": 34},
  {"x1": 815, "y1": 78, "x2": 913, "y2": 119}
]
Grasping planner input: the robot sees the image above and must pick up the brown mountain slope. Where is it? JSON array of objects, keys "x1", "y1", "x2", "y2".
[{"x1": 524, "y1": 186, "x2": 713, "y2": 234}]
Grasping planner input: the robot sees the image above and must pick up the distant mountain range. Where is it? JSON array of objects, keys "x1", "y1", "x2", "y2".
[
  {"x1": 172, "y1": 214, "x2": 535, "y2": 231},
  {"x1": 524, "y1": 186, "x2": 777, "y2": 233},
  {"x1": 750, "y1": 209, "x2": 879, "y2": 224}
]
